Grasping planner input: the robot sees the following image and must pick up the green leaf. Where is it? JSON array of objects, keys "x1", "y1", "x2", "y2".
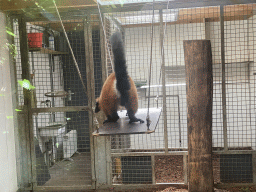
[
  {"x1": 15, "y1": 109, "x2": 23, "y2": 112},
  {"x1": 18, "y1": 79, "x2": 35, "y2": 90},
  {"x1": 6, "y1": 30, "x2": 16, "y2": 37},
  {"x1": 6, "y1": 116, "x2": 13, "y2": 119}
]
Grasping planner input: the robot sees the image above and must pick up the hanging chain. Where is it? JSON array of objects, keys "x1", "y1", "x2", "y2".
[
  {"x1": 146, "y1": 0, "x2": 156, "y2": 129},
  {"x1": 52, "y1": 0, "x2": 99, "y2": 131},
  {"x1": 96, "y1": 0, "x2": 114, "y2": 74},
  {"x1": 156, "y1": 0, "x2": 171, "y2": 107},
  {"x1": 53, "y1": 0, "x2": 88, "y2": 95}
]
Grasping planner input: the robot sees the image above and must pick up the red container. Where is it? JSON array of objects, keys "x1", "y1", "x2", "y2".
[{"x1": 27, "y1": 33, "x2": 43, "y2": 48}]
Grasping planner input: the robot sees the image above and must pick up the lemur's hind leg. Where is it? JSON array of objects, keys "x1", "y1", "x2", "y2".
[
  {"x1": 127, "y1": 109, "x2": 144, "y2": 124},
  {"x1": 103, "y1": 112, "x2": 120, "y2": 124}
]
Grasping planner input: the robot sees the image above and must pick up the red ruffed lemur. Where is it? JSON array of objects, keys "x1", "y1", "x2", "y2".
[{"x1": 95, "y1": 32, "x2": 144, "y2": 124}]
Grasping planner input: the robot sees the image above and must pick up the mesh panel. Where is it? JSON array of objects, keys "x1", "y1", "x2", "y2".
[{"x1": 12, "y1": 1, "x2": 256, "y2": 188}]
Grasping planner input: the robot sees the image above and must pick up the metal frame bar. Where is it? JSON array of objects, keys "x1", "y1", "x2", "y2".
[
  {"x1": 100, "y1": 14, "x2": 112, "y2": 186},
  {"x1": 84, "y1": 14, "x2": 96, "y2": 189},
  {"x1": 220, "y1": 5, "x2": 228, "y2": 152},
  {"x1": 159, "y1": 9, "x2": 168, "y2": 154},
  {"x1": 32, "y1": 185, "x2": 92, "y2": 191}
]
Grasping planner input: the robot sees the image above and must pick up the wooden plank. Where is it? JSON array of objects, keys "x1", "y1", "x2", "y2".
[
  {"x1": 29, "y1": 16, "x2": 100, "y2": 32},
  {"x1": 31, "y1": 106, "x2": 90, "y2": 113},
  {"x1": 0, "y1": 0, "x2": 96, "y2": 11},
  {"x1": 92, "y1": 108, "x2": 162, "y2": 136},
  {"x1": 29, "y1": 47, "x2": 68, "y2": 55},
  {"x1": 84, "y1": 14, "x2": 97, "y2": 188},
  {"x1": 183, "y1": 40, "x2": 213, "y2": 192},
  {"x1": 121, "y1": 4, "x2": 256, "y2": 28},
  {"x1": 18, "y1": 15, "x2": 37, "y2": 187}
]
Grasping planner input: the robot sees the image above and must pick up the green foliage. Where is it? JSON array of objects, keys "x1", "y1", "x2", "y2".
[
  {"x1": 6, "y1": 27, "x2": 16, "y2": 37},
  {"x1": 18, "y1": 79, "x2": 35, "y2": 90},
  {"x1": 8, "y1": 43, "x2": 17, "y2": 58},
  {"x1": 5, "y1": 26, "x2": 18, "y2": 58}
]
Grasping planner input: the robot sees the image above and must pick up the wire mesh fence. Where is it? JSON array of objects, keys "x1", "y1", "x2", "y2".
[
  {"x1": 12, "y1": 1, "x2": 256, "y2": 189},
  {"x1": 103, "y1": 3, "x2": 256, "y2": 185},
  {"x1": 14, "y1": 19, "x2": 93, "y2": 188}
]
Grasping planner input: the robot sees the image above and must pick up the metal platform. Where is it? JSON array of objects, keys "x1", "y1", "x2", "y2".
[{"x1": 92, "y1": 108, "x2": 162, "y2": 136}]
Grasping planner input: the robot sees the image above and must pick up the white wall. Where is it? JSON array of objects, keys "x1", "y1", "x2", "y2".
[{"x1": 0, "y1": 12, "x2": 18, "y2": 191}]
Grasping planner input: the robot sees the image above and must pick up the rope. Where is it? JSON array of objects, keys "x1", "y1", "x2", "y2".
[
  {"x1": 52, "y1": 0, "x2": 87, "y2": 94},
  {"x1": 96, "y1": 0, "x2": 114, "y2": 73},
  {"x1": 157, "y1": 0, "x2": 171, "y2": 107},
  {"x1": 146, "y1": 0, "x2": 156, "y2": 129},
  {"x1": 52, "y1": 0, "x2": 98, "y2": 131}
]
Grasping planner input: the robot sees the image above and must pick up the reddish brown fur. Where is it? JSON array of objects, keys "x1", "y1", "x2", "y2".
[{"x1": 96, "y1": 72, "x2": 138, "y2": 117}]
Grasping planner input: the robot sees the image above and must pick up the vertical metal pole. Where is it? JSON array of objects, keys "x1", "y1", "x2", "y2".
[
  {"x1": 177, "y1": 96, "x2": 182, "y2": 148},
  {"x1": 159, "y1": 9, "x2": 168, "y2": 154},
  {"x1": 183, "y1": 154, "x2": 188, "y2": 185},
  {"x1": 49, "y1": 54, "x2": 55, "y2": 122},
  {"x1": 18, "y1": 15, "x2": 37, "y2": 188},
  {"x1": 253, "y1": 153, "x2": 256, "y2": 184},
  {"x1": 100, "y1": 15, "x2": 112, "y2": 186},
  {"x1": 204, "y1": 18, "x2": 211, "y2": 40},
  {"x1": 100, "y1": 18, "x2": 107, "y2": 83},
  {"x1": 84, "y1": 14, "x2": 96, "y2": 189},
  {"x1": 151, "y1": 155, "x2": 156, "y2": 184},
  {"x1": 220, "y1": 5, "x2": 228, "y2": 151}
]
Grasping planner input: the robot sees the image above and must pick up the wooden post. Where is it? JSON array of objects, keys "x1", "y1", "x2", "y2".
[
  {"x1": 84, "y1": 14, "x2": 97, "y2": 188},
  {"x1": 183, "y1": 40, "x2": 213, "y2": 192},
  {"x1": 18, "y1": 15, "x2": 37, "y2": 188}
]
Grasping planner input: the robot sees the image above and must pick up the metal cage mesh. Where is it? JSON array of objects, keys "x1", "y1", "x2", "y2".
[{"x1": 12, "y1": 1, "x2": 256, "y2": 189}]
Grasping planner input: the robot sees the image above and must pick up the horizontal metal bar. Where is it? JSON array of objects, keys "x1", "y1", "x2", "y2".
[
  {"x1": 33, "y1": 185, "x2": 92, "y2": 191},
  {"x1": 110, "y1": 183, "x2": 188, "y2": 191},
  {"x1": 111, "y1": 151, "x2": 188, "y2": 157},
  {"x1": 156, "y1": 182, "x2": 186, "y2": 185},
  {"x1": 111, "y1": 150, "x2": 255, "y2": 157},
  {"x1": 215, "y1": 183, "x2": 255, "y2": 189},
  {"x1": 213, "y1": 150, "x2": 256, "y2": 155},
  {"x1": 31, "y1": 106, "x2": 90, "y2": 113}
]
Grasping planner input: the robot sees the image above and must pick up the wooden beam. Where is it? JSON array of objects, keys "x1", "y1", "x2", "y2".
[
  {"x1": 31, "y1": 106, "x2": 90, "y2": 113},
  {"x1": 18, "y1": 15, "x2": 37, "y2": 187},
  {"x1": 29, "y1": 15, "x2": 100, "y2": 32},
  {"x1": 122, "y1": 4, "x2": 255, "y2": 28},
  {"x1": 184, "y1": 40, "x2": 213, "y2": 192},
  {"x1": 0, "y1": 0, "x2": 96, "y2": 11}
]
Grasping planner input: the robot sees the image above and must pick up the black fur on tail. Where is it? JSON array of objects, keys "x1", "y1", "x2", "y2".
[{"x1": 110, "y1": 32, "x2": 130, "y2": 106}]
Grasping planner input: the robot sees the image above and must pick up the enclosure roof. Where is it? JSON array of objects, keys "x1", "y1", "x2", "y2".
[{"x1": 0, "y1": 0, "x2": 255, "y2": 24}]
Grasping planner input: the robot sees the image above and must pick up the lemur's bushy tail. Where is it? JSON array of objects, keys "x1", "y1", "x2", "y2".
[{"x1": 110, "y1": 32, "x2": 130, "y2": 106}]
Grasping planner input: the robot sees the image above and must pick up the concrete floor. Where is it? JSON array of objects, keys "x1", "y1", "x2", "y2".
[{"x1": 44, "y1": 152, "x2": 92, "y2": 187}]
